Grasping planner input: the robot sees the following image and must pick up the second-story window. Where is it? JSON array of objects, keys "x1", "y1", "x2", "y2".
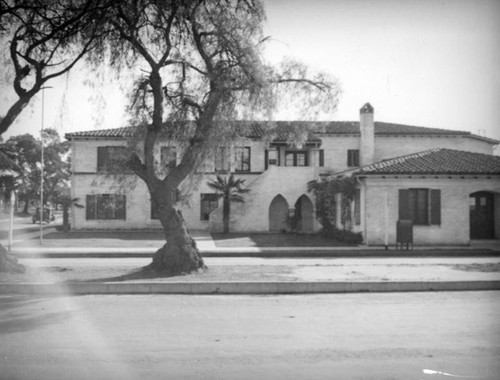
[
  {"x1": 215, "y1": 147, "x2": 230, "y2": 172},
  {"x1": 347, "y1": 149, "x2": 359, "y2": 167},
  {"x1": 97, "y1": 146, "x2": 130, "y2": 173},
  {"x1": 234, "y1": 147, "x2": 251, "y2": 172},
  {"x1": 161, "y1": 146, "x2": 177, "y2": 168},
  {"x1": 285, "y1": 151, "x2": 308, "y2": 167}
]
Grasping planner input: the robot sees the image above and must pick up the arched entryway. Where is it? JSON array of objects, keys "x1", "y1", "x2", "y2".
[
  {"x1": 294, "y1": 195, "x2": 314, "y2": 232},
  {"x1": 470, "y1": 191, "x2": 495, "y2": 239},
  {"x1": 269, "y1": 195, "x2": 289, "y2": 232}
]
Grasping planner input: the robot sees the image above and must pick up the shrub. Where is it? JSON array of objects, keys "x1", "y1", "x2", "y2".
[{"x1": 320, "y1": 226, "x2": 363, "y2": 245}]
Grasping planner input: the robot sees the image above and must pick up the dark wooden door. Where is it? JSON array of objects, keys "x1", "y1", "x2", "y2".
[{"x1": 470, "y1": 192, "x2": 495, "y2": 239}]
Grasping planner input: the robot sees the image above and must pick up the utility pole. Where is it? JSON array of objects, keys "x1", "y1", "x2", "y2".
[{"x1": 40, "y1": 88, "x2": 44, "y2": 244}]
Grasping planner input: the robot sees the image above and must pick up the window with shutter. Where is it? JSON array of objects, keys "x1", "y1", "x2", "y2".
[
  {"x1": 399, "y1": 188, "x2": 441, "y2": 226},
  {"x1": 319, "y1": 150, "x2": 324, "y2": 167},
  {"x1": 97, "y1": 146, "x2": 130, "y2": 173},
  {"x1": 430, "y1": 189, "x2": 441, "y2": 225}
]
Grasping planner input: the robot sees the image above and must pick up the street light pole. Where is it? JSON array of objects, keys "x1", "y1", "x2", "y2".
[{"x1": 40, "y1": 87, "x2": 44, "y2": 244}]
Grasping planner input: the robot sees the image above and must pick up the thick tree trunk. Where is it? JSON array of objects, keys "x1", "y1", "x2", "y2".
[{"x1": 149, "y1": 201, "x2": 205, "y2": 275}]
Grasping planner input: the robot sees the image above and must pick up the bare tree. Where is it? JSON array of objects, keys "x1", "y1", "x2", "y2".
[
  {"x1": 0, "y1": 0, "x2": 105, "y2": 135},
  {"x1": 88, "y1": 0, "x2": 341, "y2": 275}
]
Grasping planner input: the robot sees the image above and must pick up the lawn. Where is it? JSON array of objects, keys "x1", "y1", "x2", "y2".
[{"x1": 211, "y1": 232, "x2": 351, "y2": 248}]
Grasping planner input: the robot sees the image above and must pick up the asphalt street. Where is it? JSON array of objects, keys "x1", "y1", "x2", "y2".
[{"x1": 1, "y1": 291, "x2": 499, "y2": 380}]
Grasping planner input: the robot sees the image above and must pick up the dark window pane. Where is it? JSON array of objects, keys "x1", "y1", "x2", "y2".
[
  {"x1": 235, "y1": 147, "x2": 251, "y2": 172},
  {"x1": 115, "y1": 195, "x2": 126, "y2": 220},
  {"x1": 430, "y1": 189, "x2": 441, "y2": 225},
  {"x1": 296, "y1": 153, "x2": 306, "y2": 166},
  {"x1": 97, "y1": 146, "x2": 130, "y2": 173},
  {"x1": 347, "y1": 150, "x2": 359, "y2": 167},
  {"x1": 285, "y1": 151, "x2": 309, "y2": 167},
  {"x1": 86, "y1": 195, "x2": 96, "y2": 220},
  {"x1": 215, "y1": 147, "x2": 229, "y2": 172},
  {"x1": 407, "y1": 189, "x2": 429, "y2": 225},
  {"x1": 201, "y1": 193, "x2": 219, "y2": 220}
]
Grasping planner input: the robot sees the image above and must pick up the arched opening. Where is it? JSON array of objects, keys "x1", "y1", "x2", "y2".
[
  {"x1": 469, "y1": 191, "x2": 496, "y2": 239},
  {"x1": 294, "y1": 194, "x2": 314, "y2": 233},
  {"x1": 269, "y1": 195, "x2": 289, "y2": 232}
]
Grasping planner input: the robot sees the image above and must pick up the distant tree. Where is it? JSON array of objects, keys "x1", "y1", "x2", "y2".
[
  {"x1": 0, "y1": 138, "x2": 20, "y2": 209},
  {"x1": 86, "y1": 0, "x2": 340, "y2": 275},
  {"x1": 207, "y1": 175, "x2": 249, "y2": 233},
  {"x1": 0, "y1": 1, "x2": 101, "y2": 273},
  {"x1": 4, "y1": 133, "x2": 39, "y2": 213},
  {"x1": 4, "y1": 129, "x2": 70, "y2": 213},
  {"x1": 0, "y1": 138, "x2": 24, "y2": 273}
]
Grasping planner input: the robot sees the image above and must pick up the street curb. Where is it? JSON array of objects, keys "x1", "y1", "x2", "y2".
[
  {"x1": 2, "y1": 280, "x2": 500, "y2": 295},
  {"x1": 10, "y1": 248, "x2": 500, "y2": 258}
]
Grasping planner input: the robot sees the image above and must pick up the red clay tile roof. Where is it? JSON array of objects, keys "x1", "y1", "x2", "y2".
[
  {"x1": 66, "y1": 126, "x2": 137, "y2": 139},
  {"x1": 65, "y1": 121, "x2": 486, "y2": 140},
  {"x1": 357, "y1": 148, "x2": 500, "y2": 175}
]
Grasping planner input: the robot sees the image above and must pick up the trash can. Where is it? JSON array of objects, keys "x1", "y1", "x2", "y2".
[{"x1": 396, "y1": 219, "x2": 413, "y2": 250}]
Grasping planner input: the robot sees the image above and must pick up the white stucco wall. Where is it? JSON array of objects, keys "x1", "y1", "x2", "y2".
[
  {"x1": 210, "y1": 166, "x2": 317, "y2": 232},
  {"x1": 69, "y1": 132, "x2": 498, "y2": 234},
  {"x1": 361, "y1": 176, "x2": 500, "y2": 246}
]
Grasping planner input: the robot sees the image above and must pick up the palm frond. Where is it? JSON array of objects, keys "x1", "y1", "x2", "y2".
[{"x1": 230, "y1": 194, "x2": 246, "y2": 203}]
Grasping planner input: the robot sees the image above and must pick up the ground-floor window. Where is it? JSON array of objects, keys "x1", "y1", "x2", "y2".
[
  {"x1": 200, "y1": 193, "x2": 219, "y2": 221},
  {"x1": 86, "y1": 194, "x2": 126, "y2": 220},
  {"x1": 399, "y1": 188, "x2": 441, "y2": 225}
]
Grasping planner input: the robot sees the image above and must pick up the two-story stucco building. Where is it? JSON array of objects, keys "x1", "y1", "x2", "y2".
[{"x1": 65, "y1": 103, "x2": 500, "y2": 246}]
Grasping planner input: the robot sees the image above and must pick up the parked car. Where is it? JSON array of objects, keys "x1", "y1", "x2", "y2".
[{"x1": 32, "y1": 207, "x2": 55, "y2": 224}]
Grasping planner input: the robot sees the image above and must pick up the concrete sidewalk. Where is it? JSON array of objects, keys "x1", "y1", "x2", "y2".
[
  {"x1": 6, "y1": 229, "x2": 500, "y2": 258},
  {"x1": 2, "y1": 256, "x2": 500, "y2": 295}
]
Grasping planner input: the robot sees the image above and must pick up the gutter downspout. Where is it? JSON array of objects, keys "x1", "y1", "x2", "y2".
[{"x1": 71, "y1": 139, "x2": 76, "y2": 230}]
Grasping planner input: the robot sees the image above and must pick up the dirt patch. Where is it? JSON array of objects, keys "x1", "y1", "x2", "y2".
[
  {"x1": 451, "y1": 263, "x2": 500, "y2": 272},
  {"x1": 0, "y1": 264, "x2": 300, "y2": 283}
]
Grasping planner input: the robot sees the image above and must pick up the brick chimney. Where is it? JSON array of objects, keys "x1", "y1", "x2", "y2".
[{"x1": 359, "y1": 102, "x2": 374, "y2": 166}]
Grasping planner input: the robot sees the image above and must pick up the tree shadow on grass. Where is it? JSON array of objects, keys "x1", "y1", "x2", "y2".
[{"x1": 81, "y1": 265, "x2": 204, "y2": 282}]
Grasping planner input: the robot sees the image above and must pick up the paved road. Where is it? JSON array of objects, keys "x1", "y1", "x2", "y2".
[{"x1": 1, "y1": 291, "x2": 499, "y2": 380}]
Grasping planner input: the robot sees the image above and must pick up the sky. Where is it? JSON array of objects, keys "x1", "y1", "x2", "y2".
[{"x1": 1, "y1": 0, "x2": 500, "y2": 148}]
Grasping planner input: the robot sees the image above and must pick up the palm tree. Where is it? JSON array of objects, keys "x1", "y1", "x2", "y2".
[{"x1": 207, "y1": 174, "x2": 249, "y2": 233}]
